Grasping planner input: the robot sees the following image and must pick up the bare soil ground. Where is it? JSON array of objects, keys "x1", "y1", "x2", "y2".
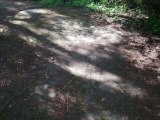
[{"x1": 0, "y1": 0, "x2": 160, "y2": 120}]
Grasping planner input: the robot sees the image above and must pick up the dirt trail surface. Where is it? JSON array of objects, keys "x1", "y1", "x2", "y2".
[{"x1": 0, "y1": 0, "x2": 160, "y2": 120}]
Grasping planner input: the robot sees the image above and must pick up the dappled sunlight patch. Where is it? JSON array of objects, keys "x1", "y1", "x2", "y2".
[
  {"x1": 9, "y1": 20, "x2": 28, "y2": 25},
  {"x1": 15, "y1": 9, "x2": 54, "y2": 19},
  {"x1": 84, "y1": 111, "x2": 129, "y2": 120},
  {"x1": 123, "y1": 85, "x2": 148, "y2": 99},
  {"x1": 12, "y1": 8, "x2": 144, "y2": 92},
  {"x1": 34, "y1": 84, "x2": 57, "y2": 99},
  {"x1": 48, "y1": 90, "x2": 56, "y2": 98},
  {"x1": 75, "y1": 47, "x2": 91, "y2": 56},
  {"x1": 31, "y1": 83, "x2": 69, "y2": 119},
  {"x1": 11, "y1": 8, "x2": 124, "y2": 45},
  {"x1": 14, "y1": 2, "x2": 27, "y2": 6},
  {"x1": 5, "y1": 6, "x2": 17, "y2": 12},
  {"x1": 1, "y1": 0, "x2": 160, "y2": 119},
  {"x1": 99, "y1": 78, "x2": 148, "y2": 99},
  {"x1": 27, "y1": 9, "x2": 54, "y2": 14},
  {"x1": 57, "y1": 61, "x2": 127, "y2": 92},
  {"x1": 15, "y1": 11, "x2": 32, "y2": 19},
  {"x1": 117, "y1": 82, "x2": 147, "y2": 98},
  {"x1": 0, "y1": 24, "x2": 9, "y2": 35},
  {"x1": 9, "y1": 19, "x2": 50, "y2": 36},
  {"x1": 18, "y1": 34, "x2": 38, "y2": 43},
  {"x1": 9, "y1": 8, "x2": 126, "y2": 86}
]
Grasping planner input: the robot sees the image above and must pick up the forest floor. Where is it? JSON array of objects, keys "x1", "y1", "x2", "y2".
[{"x1": 0, "y1": 0, "x2": 160, "y2": 120}]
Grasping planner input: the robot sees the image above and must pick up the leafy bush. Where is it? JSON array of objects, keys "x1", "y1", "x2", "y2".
[{"x1": 145, "y1": 14, "x2": 160, "y2": 34}]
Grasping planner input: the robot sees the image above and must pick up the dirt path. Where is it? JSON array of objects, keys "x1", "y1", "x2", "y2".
[{"x1": 0, "y1": 0, "x2": 160, "y2": 120}]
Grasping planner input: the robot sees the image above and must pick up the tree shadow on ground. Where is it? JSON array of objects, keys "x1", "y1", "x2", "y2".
[{"x1": 0, "y1": 1, "x2": 160, "y2": 120}]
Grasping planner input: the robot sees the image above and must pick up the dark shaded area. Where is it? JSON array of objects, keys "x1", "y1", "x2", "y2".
[{"x1": 143, "y1": 0, "x2": 160, "y2": 14}]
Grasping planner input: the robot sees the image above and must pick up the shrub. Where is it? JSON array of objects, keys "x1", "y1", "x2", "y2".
[{"x1": 145, "y1": 14, "x2": 160, "y2": 34}]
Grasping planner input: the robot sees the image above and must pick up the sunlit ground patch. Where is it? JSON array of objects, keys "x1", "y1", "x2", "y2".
[
  {"x1": 9, "y1": 8, "x2": 147, "y2": 99},
  {"x1": 3, "y1": 7, "x2": 152, "y2": 119}
]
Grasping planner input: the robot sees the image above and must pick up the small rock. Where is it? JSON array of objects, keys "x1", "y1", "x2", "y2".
[
  {"x1": 30, "y1": 66, "x2": 36, "y2": 69},
  {"x1": 48, "y1": 91, "x2": 56, "y2": 98},
  {"x1": 102, "y1": 98, "x2": 105, "y2": 102},
  {"x1": 50, "y1": 57, "x2": 54, "y2": 60}
]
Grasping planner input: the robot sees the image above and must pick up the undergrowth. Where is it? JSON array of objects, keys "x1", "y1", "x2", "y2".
[
  {"x1": 36, "y1": 0, "x2": 160, "y2": 35},
  {"x1": 145, "y1": 14, "x2": 160, "y2": 34}
]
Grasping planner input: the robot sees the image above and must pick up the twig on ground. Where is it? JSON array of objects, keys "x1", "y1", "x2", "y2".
[{"x1": 57, "y1": 77, "x2": 76, "y2": 94}]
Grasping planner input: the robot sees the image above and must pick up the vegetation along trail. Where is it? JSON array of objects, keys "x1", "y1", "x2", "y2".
[{"x1": 0, "y1": 0, "x2": 159, "y2": 119}]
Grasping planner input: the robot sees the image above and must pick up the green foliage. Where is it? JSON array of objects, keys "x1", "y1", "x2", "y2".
[
  {"x1": 82, "y1": 8, "x2": 90, "y2": 12},
  {"x1": 145, "y1": 14, "x2": 160, "y2": 34},
  {"x1": 87, "y1": 2, "x2": 128, "y2": 15},
  {"x1": 37, "y1": 0, "x2": 160, "y2": 14},
  {"x1": 64, "y1": 0, "x2": 88, "y2": 7},
  {"x1": 40, "y1": 0, "x2": 63, "y2": 6},
  {"x1": 87, "y1": 2, "x2": 106, "y2": 11},
  {"x1": 33, "y1": 0, "x2": 160, "y2": 34},
  {"x1": 40, "y1": 0, "x2": 98, "y2": 6}
]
